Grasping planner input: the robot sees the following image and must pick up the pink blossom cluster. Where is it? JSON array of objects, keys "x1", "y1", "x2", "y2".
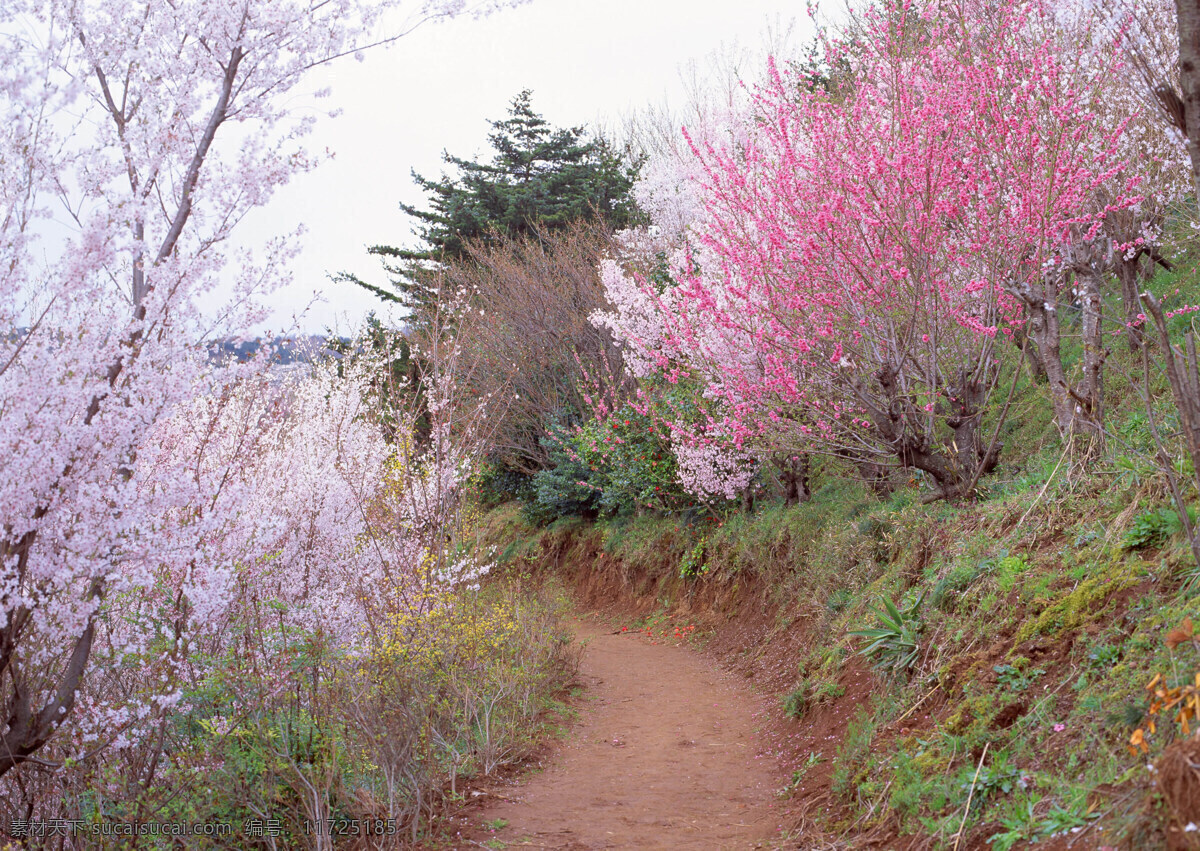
[
  {"x1": 599, "y1": 0, "x2": 1146, "y2": 496},
  {"x1": 672, "y1": 433, "x2": 757, "y2": 501}
]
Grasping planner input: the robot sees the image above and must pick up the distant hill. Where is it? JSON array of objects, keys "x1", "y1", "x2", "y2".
[
  {"x1": 3, "y1": 329, "x2": 352, "y2": 368},
  {"x1": 206, "y1": 335, "x2": 351, "y2": 366}
]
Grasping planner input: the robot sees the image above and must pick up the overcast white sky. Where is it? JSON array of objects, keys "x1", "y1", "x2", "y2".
[{"x1": 240, "y1": 0, "x2": 813, "y2": 336}]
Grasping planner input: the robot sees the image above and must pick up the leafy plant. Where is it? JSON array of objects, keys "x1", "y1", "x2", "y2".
[
  {"x1": 988, "y1": 794, "x2": 1040, "y2": 851},
  {"x1": 850, "y1": 591, "x2": 926, "y2": 674},
  {"x1": 782, "y1": 686, "x2": 809, "y2": 719},
  {"x1": 831, "y1": 708, "x2": 877, "y2": 797},
  {"x1": 960, "y1": 752, "x2": 1024, "y2": 808},
  {"x1": 931, "y1": 561, "x2": 986, "y2": 610},
  {"x1": 782, "y1": 679, "x2": 845, "y2": 719},
  {"x1": 995, "y1": 554, "x2": 1031, "y2": 593},
  {"x1": 989, "y1": 795, "x2": 1097, "y2": 850},
  {"x1": 679, "y1": 536, "x2": 709, "y2": 579},
  {"x1": 777, "y1": 751, "x2": 825, "y2": 797},
  {"x1": 1085, "y1": 642, "x2": 1121, "y2": 671},
  {"x1": 1112, "y1": 453, "x2": 1156, "y2": 490},
  {"x1": 994, "y1": 663, "x2": 1046, "y2": 692},
  {"x1": 816, "y1": 681, "x2": 846, "y2": 701},
  {"x1": 1123, "y1": 507, "x2": 1187, "y2": 550}
]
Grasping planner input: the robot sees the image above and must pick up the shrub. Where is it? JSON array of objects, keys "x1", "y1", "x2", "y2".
[
  {"x1": 1124, "y1": 507, "x2": 1191, "y2": 550},
  {"x1": 567, "y1": 403, "x2": 697, "y2": 517},
  {"x1": 525, "y1": 434, "x2": 600, "y2": 525},
  {"x1": 64, "y1": 583, "x2": 579, "y2": 843},
  {"x1": 474, "y1": 461, "x2": 535, "y2": 509}
]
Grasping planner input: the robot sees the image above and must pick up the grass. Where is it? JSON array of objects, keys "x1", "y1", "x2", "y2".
[{"x1": 479, "y1": 458, "x2": 1199, "y2": 845}]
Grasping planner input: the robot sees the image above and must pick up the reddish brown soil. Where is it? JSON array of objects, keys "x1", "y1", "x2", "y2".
[{"x1": 455, "y1": 618, "x2": 786, "y2": 850}]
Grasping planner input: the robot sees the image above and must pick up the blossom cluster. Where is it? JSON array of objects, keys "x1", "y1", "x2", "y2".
[{"x1": 596, "y1": 0, "x2": 1166, "y2": 498}]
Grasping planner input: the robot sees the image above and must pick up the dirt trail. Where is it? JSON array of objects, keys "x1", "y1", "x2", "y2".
[{"x1": 462, "y1": 618, "x2": 784, "y2": 850}]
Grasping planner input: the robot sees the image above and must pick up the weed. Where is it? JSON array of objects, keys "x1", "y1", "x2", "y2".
[
  {"x1": 960, "y1": 751, "x2": 1025, "y2": 808},
  {"x1": 832, "y1": 708, "x2": 877, "y2": 798},
  {"x1": 931, "y1": 562, "x2": 984, "y2": 610},
  {"x1": 782, "y1": 679, "x2": 845, "y2": 719},
  {"x1": 1124, "y1": 507, "x2": 1190, "y2": 550},
  {"x1": 994, "y1": 663, "x2": 1046, "y2": 693},
  {"x1": 995, "y1": 554, "x2": 1031, "y2": 593},
  {"x1": 679, "y1": 536, "x2": 709, "y2": 578},
  {"x1": 827, "y1": 588, "x2": 853, "y2": 613},
  {"x1": 778, "y1": 751, "x2": 825, "y2": 797},
  {"x1": 1039, "y1": 800, "x2": 1098, "y2": 836},
  {"x1": 988, "y1": 794, "x2": 1041, "y2": 850},
  {"x1": 856, "y1": 515, "x2": 893, "y2": 538},
  {"x1": 816, "y1": 681, "x2": 846, "y2": 701},
  {"x1": 1086, "y1": 642, "x2": 1122, "y2": 671},
  {"x1": 1112, "y1": 453, "x2": 1157, "y2": 490},
  {"x1": 782, "y1": 686, "x2": 809, "y2": 719},
  {"x1": 989, "y1": 794, "x2": 1097, "y2": 850}
]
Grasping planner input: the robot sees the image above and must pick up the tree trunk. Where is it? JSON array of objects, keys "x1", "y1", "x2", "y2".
[
  {"x1": 1076, "y1": 267, "x2": 1107, "y2": 446},
  {"x1": 865, "y1": 364, "x2": 974, "y2": 500},
  {"x1": 1176, "y1": 0, "x2": 1200, "y2": 209},
  {"x1": 1015, "y1": 270, "x2": 1103, "y2": 440},
  {"x1": 1140, "y1": 293, "x2": 1200, "y2": 570},
  {"x1": 832, "y1": 446, "x2": 893, "y2": 497},
  {"x1": 1115, "y1": 255, "x2": 1145, "y2": 352},
  {"x1": 1009, "y1": 324, "x2": 1047, "y2": 383},
  {"x1": 779, "y1": 454, "x2": 811, "y2": 506},
  {"x1": 946, "y1": 367, "x2": 1003, "y2": 487}
]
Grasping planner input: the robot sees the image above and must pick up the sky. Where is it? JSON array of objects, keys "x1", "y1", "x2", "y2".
[{"x1": 238, "y1": 0, "x2": 814, "y2": 336}]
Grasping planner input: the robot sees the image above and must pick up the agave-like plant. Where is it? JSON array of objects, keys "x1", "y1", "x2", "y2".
[{"x1": 850, "y1": 591, "x2": 926, "y2": 674}]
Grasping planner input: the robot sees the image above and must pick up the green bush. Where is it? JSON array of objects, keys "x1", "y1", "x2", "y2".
[
  {"x1": 572, "y1": 404, "x2": 693, "y2": 516},
  {"x1": 525, "y1": 435, "x2": 599, "y2": 525},
  {"x1": 1123, "y1": 507, "x2": 1193, "y2": 550},
  {"x1": 474, "y1": 461, "x2": 534, "y2": 509}
]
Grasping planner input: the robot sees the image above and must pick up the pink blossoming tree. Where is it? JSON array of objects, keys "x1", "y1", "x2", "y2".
[{"x1": 604, "y1": 0, "x2": 1140, "y2": 502}]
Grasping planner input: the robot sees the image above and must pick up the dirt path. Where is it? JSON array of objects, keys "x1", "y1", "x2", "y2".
[{"x1": 460, "y1": 618, "x2": 785, "y2": 850}]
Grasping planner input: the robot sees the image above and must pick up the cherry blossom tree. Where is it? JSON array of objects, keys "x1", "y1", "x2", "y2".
[
  {"x1": 1000, "y1": 0, "x2": 1190, "y2": 444},
  {"x1": 1091, "y1": 0, "x2": 1191, "y2": 350},
  {"x1": 0, "y1": 0, "x2": 523, "y2": 780},
  {"x1": 593, "y1": 52, "x2": 767, "y2": 506},
  {"x1": 602, "y1": 0, "x2": 1139, "y2": 502}
]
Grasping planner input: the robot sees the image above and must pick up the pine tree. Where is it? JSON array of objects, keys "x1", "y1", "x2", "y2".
[{"x1": 340, "y1": 91, "x2": 639, "y2": 311}]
